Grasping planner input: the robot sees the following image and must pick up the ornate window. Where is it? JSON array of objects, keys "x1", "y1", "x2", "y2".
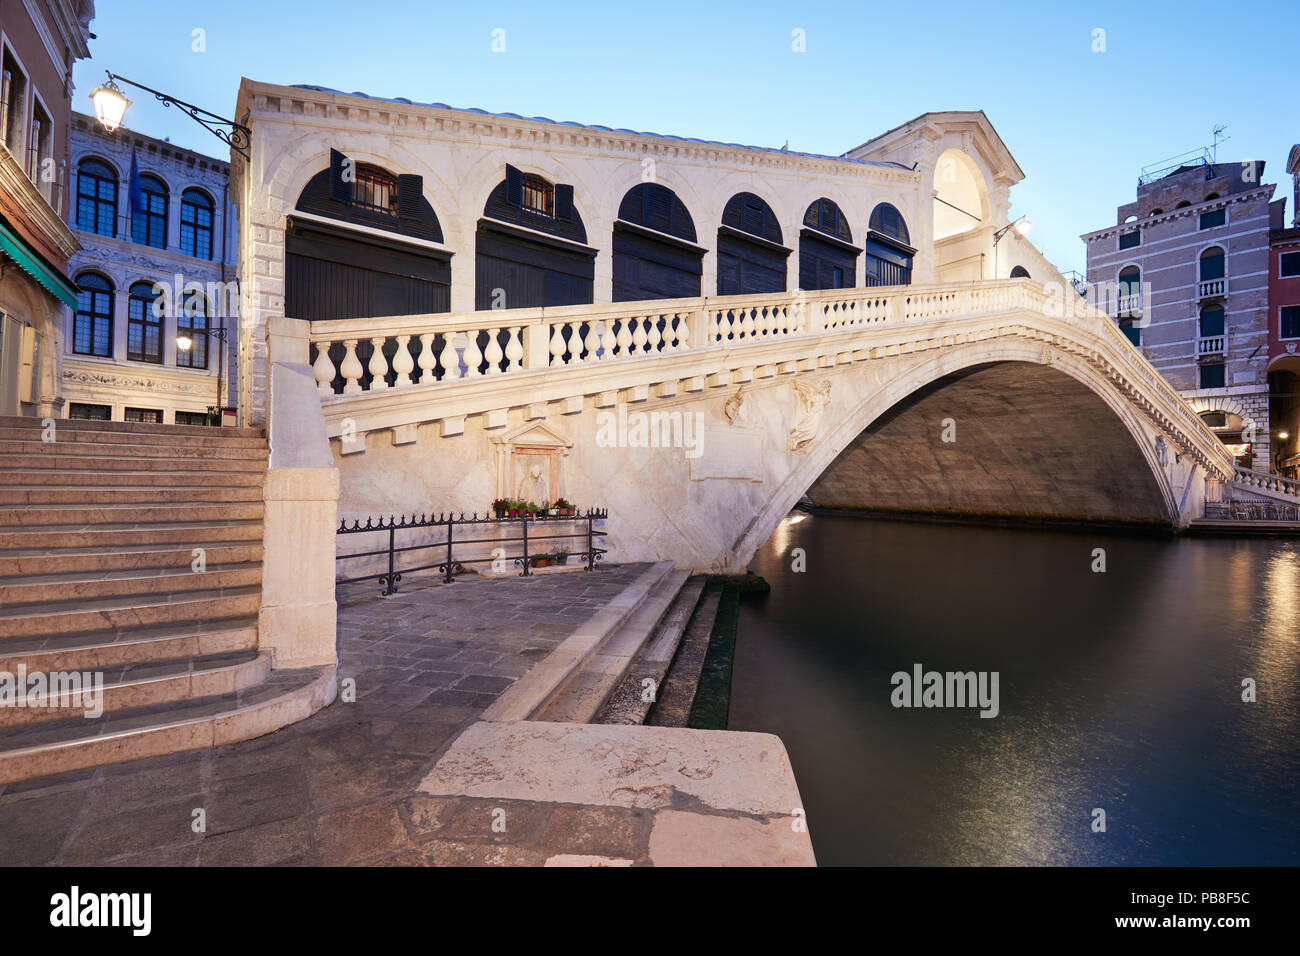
[
  {"x1": 180, "y1": 188, "x2": 214, "y2": 259},
  {"x1": 127, "y1": 281, "x2": 163, "y2": 363},
  {"x1": 77, "y1": 159, "x2": 118, "y2": 237},
  {"x1": 74, "y1": 273, "x2": 113, "y2": 356},
  {"x1": 131, "y1": 174, "x2": 169, "y2": 248},
  {"x1": 176, "y1": 292, "x2": 209, "y2": 369},
  {"x1": 521, "y1": 173, "x2": 554, "y2": 218}
]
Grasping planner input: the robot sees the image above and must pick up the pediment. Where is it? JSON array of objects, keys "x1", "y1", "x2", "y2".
[{"x1": 491, "y1": 419, "x2": 573, "y2": 449}]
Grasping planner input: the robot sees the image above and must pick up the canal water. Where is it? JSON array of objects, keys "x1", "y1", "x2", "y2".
[{"x1": 727, "y1": 513, "x2": 1300, "y2": 866}]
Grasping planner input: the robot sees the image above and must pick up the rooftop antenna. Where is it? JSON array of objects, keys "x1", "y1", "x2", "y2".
[{"x1": 1211, "y1": 124, "x2": 1228, "y2": 164}]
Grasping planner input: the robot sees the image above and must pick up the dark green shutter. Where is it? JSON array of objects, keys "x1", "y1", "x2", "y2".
[
  {"x1": 505, "y1": 164, "x2": 523, "y2": 206},
  {"x1": 397, "y1": 174, "x2": 423, "y2": 220},
  {"x1": 329, "y1": 148, "x2": 352, "y2": 204},
  {"x1": 555, "y1": 183, "x2": 575, "y2": 222}
]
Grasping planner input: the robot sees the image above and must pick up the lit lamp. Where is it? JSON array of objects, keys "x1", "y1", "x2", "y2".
[
  {"x1": 89, "y1": 76, "x2": 131, "y2": 133},
  {"x1": 176, "y1": 332, "x2": 193, "y2": 352}
]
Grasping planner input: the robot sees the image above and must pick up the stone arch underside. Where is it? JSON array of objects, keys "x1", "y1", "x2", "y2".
[{"x1": 803, "y1": 362, "x2": 1172, "y2": 523}]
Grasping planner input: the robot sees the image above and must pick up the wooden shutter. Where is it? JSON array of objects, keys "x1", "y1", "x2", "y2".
[
  {"x1": 555, "y1": 183, "x2": 574, "y2": 222},
  {"x1": 505, "y1": 164, "x2": 523, "y2": 207},
  {"x1": 329, "y1": 148, "x2": 352, "y2": 204},
  {"x1": 397, "y1": 174, "x2": 423, "y2": 220}
]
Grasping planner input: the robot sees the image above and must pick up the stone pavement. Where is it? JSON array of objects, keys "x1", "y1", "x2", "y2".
[{"x1": 0, "y1": 564, "x2": 653, "y2": 866}]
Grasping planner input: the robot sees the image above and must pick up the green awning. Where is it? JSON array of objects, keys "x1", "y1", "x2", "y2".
[{"x1": 0, "y1": 219, "x2": 78, "y2": 308}]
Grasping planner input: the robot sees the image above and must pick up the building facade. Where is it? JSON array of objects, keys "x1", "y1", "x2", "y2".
[
  {"x1": 231, "y1": 83, "x2": 1063, "y2": 426},
  {"x1": 1082, "y1": 158, "x2": 1280, "y2": 471},
  {"x1": 1267, "y1": 144, "x2": 1300, "y2": 477},
  {"x1": 0, "y1": 0, "x2": 94, "y2": 417},
  {"x1": 62, "y1": 111, "x2": 238, "y2": 424}
]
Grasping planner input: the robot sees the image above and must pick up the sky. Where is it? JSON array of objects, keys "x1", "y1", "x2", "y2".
[{"x1": 72, "y1": 0, "x2": 1299, "y2": 274}]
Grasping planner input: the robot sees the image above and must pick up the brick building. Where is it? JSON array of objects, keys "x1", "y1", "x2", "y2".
[{"x1": 1267, "y1": 144, "x2": 1300, "y2": 477}]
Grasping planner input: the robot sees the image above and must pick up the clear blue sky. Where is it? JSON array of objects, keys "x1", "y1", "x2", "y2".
[{"x1": 74, "y1": 0, "x2": 1298, "y2": 273}]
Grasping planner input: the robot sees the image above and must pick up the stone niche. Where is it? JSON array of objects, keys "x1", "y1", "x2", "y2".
[{"x1": 492, "y1": 420, "x2": 573, "y2": 505}]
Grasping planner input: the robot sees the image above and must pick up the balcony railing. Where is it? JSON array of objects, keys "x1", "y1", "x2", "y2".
[
  {"x1": 1113, "y1": 293, "x2": 1142, "y2": 318},
  {"x1": 1196, "y1": 335, "x2": 1226, "y2": 356},
  {"x1": 1198, "y1": 278, "x2": 1225, "y2": 298}
]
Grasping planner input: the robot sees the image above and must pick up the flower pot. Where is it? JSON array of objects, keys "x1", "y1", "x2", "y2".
[
  {"x1": 509, "y1": 509, "x2": 519, "y2": 517},
  {"x1": 548, "y1": 508, "x2": 558, "y2": 516}
]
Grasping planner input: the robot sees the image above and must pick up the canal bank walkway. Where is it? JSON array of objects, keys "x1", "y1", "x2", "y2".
[{"x1": 0, "y1": 564, "x2": 812, "y2": 866}]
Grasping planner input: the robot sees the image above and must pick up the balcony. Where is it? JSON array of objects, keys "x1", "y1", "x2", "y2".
[
  {"x1": 1198, "y1": 278, "x2": 1225, "y2": 298},
  {"x1": 1113, "y1": 294, "x2": 1142, "y2": 319},
  {"x1": 1197, "y1": 335, "x2": 1226, "y2": 357}
]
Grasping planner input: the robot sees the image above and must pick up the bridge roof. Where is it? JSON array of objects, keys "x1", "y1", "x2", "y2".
[
  {"x1": 843, "y1": 110, "x2": 1025, "y2": 182},
  {"x1": 287, "y1": 85, "x2": 913, "y2": 171}
]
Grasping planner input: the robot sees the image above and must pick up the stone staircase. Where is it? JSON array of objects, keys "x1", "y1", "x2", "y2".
[{"x1": 0, "y1": 415, "x2": 335, "y2": 784}]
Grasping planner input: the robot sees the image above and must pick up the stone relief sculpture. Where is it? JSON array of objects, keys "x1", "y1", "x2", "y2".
[
  {"x1": 788, "y1": 379, "x2": 832, "y2": 452},
  {"x1": 723, "y1": 386, "x2": 745, "y2": 425},
  {"x1": 514, "y1": 462, "x2": 549, "y2": 504}
]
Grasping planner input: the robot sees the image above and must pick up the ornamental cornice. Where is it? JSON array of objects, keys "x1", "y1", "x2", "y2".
[
  {"x1": 1081, "y1": 186, "x2": 1275, "y2": 243},
  {"x1": 244, "y1": 88, "x2": 921, "y2": 187},
  {"x1": 63, "y1": 367, "x2": 215, "y2": 395}
]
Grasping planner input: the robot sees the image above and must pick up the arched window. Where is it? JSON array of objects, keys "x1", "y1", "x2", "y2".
[
  {"x1": 1200, "y1": 247, "x2": 1226, "y2": 282},
  {"x1": 131, "y1": 174, "x2": 168, "y2": 249},
  {"x1": 618, "y1": 183, "x2": 696, "y2": 242},
  {"x1": 74, "y1": 273, "x2": 114, "y2": 356},
  {"x1": 865, "y1": 203, "x2": 914, "y2": 287},
  {"x1": 176, "y1": 292, "x2": 209, "y2": 368},
  {"x1": 1150, "y1": 208, "x2": 1164, "y2": 216},
  {"x1": 1118, "y1": 266, "x2": 1142, "y2": 323},
  {"x1": 1205, "y1": 193, "x2": 1220, "y2": 201},
  {"x1": 180, "y1": 188, "x2": 214, "y2": 260},
  {"x1": 799, "y1": 198, "x2": 856, "y2": 290},
  {"x1": 613, "y1": 183, "x2": 701, "y2": 301},
  {"x1": 76, "y1": 159, "x2": 117, "y2": 237},
  {"x1": 127, "y1": 281, "x2": 163, "y2": 363},
  {"x1": 1176, "y1": 200, "x2": 1191, "y2": 209},
  {"x1": 352, "y1": 164, "x2": 398, "y2": 216},
  {"x1": 869, "y1": 203, "x2": 910, "y2": 245},
  {"x1": 1010, "y1": 265, "x2": 1031, "y2": 278},
  {"x1": 717, "y1": 192, "x2": 787, "y2": 295}
]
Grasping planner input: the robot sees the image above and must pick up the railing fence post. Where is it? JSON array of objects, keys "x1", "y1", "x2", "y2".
[
  {"x1": 444, "y1": 516, "x2": 455, "y2": 583},
  {"x1": 521, "y1": 514, "x2": 531, "y2": 576}
]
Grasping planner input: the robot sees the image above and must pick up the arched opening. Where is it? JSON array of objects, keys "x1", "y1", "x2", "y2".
[
  {"x1": 180, "y1": 188, "x2": 214, "y2": 260},
  {"x1": 288, "y1": 152, "x2": 449, "y2": 321},
  {"x1": 1009, "y1": 265, "x2": 1031, "y2": 279},
  {"x1": 1205, "y1": 192, "x2": 1220, "y2": 201},
  {"x1": 1176, "y1": 200, "x2": 1192, "y2": 209},
  {"x1": 127, "y1": 281, "x2": 163, "y2": 363},
  {"x1": 803, "y1": 362, "x2": 1171, "y2": 523},
  {"x1": 799, "y1": 198, "x2": 857, "y2": 290},
  {"x1": 176, "y1": 291, "x2": 210, "y2": 369},
  {"x1": 717, "y1": 192, "x2": 789, "y2": 295},
  {"x1": 866, "y1": 203, "x2": 914, "y2": 287},
  {"x1": 477, "y1": 164, "x2": 593, "y2": 309},
  {"x1": 613, "y1": 183, "x2": 701, "y2": 301},
  {"x1": 1199, "y1": 246, "x2": 1226, "y2": 282},
  {"x1": 932, "y1": 148, "x2": 987, "y2": 241},
  {"x1": 1199, "y1": 409, "x2": 1253, "y2": 469}
]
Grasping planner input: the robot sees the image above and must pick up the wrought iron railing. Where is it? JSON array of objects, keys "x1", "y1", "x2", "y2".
[{"x1": 335, "y1": 509, "x2": 608, "y2": 595}]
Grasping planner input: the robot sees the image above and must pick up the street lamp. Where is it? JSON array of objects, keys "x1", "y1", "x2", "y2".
[
  {"x1": 176, "y1": 324, "x2": 231, "y2": 425},
  {"x1": 89, "y1": 71, "x2": 250, "y2": 159},
  {"x1": 992, "y1": 215, "x2": 1032, "y2": 280}
]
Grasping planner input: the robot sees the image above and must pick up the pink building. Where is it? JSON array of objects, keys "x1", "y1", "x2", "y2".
[{"x1": 1267, "y1": 144, "x2": 1300, "y2": 477}]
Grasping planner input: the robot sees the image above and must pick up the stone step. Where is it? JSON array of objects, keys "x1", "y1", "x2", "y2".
[
  {"x1": 645, "y1": 589, "x2": 723, "y2": 728},
  {"x1": 0, "y1": 617, "x2": 258, "y2": 674},
  {"x1": 0, "y1": 587, "x2": 262, "y2": 640},
  {"x1": 0, "y1": 502, "x2": 264, "y2": 528},
  {"x1": 0, "y1": 485, "x2": 265, "y2": 506},
  {"x1": 0, "y1": 664, "x2": 336, "y2": 784},
  {"x1": 0, "y1": 468, "x2": 264, "y2": 488},
  {"x1": 0, "y1": 424, "x2": 267, "y2": 449},
  {"x1": 0, "y1": 521, "x2": 263, "y2": 552},
  {"x1": 481, "y1": 561, "x2": 679, "y2": 722},
  {"x1": 0, "y1": 543, "x2": 261, "y2": 575},
  {"x1": 0, "y1": 414, "x2": 264, "y2": 439},
  {"x1": 0, "y1": 453, "x2": 266, "y2": 473},
  {"x1": 0, "y1": 650, "x2": 270, "y2": 728},
  {"x1": 596, "y1": 576, "x2": 707, "y2": 725},
  {"x1": 533, "y1": 567, "x2": 693, "y2": 724},
  {"x1": 0, "y1": 438, "x2": 269, "y2": 461},
  {"x1": 0, "y1": 564, "x2": 263, "y2": 608}
]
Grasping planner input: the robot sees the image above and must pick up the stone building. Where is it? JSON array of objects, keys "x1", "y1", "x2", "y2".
[
  {"x1": 0, "y1": 0, "x2": 94, "y2": 416},
  {"x1": 1267, "y1": 144, "x2": 1300, "y2": 477},
  {"x1": 1082, "y1": 155, "x2": 1282, "y2": 471},
  {"x1": 230, "y1": 82, "x2": 1063, "y2": 427},
  {"x1": 62, "y1": 111, "x2": 238, "y2": 424}
]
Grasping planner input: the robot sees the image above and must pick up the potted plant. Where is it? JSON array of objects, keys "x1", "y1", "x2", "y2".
[
  {"x1": 553, "y1": 497, "x2": 575, "y2": 516},
  {"x1": 492, "y1": 498, "x2": 508, "y2": 518},
  {"x1": 507, "y1": 499, "x2": 521, "y2": 518},
  {"x1": 553, "y1": 550, "x2": 570, "y2": 566},
  {"x1": 546, "y1": 499, "x2": 559, "y2": 517},
  {"x1": 524, "y1": 501, "x2": 539, "y2": 517},
  {"x1": 530, "y1": 553, "x2": 552, "y2": 568}
]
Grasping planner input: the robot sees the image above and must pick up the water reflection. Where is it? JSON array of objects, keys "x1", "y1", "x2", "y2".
[{"x1": 728, "y1": 514, "x2": 1300, "y2": 866}]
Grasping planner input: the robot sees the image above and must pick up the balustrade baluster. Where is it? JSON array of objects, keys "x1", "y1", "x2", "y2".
[
  {"x1": 616, "y1": 317, "x2": 633, "y2": 356},
  {"x1": 549, "y1": 322, "x2": 567, "y2": 367},
  {"x1": 566, "y1": 321, "x2": 584, "y2": 364},
  {"x1": 340, "y1": 340, "x2": 363, "y2": 394},
  {"x1": 505, "y1": 327, "x2": 523, "y2": 371},
  {"x1": 646, "y1": 316, "x2": 662, "y2": 353},
  {"x1": 463, "y1": 329, "x2": 483, "y2": 378},
  {"x1": 312, "y1": 341, "x2": 336, "y2": 396},
  {"x1": 632, "y1": 316, "x2": 648, "y2": 354},
  {"x1": 662, "y1": 315, "x2": 678, "y2": 352},
  {"x1": 439, "y1": 333, "x2": 461, "y2": 380},
  {"x1": 368, "y1": 337, "x2": 390, "y2": 390},
  {"x1": 417, "y1": 333, "x2": 437, "y2": 383},
  {"x1": 484, "y1": 327, "x2": 504, "y2": 375},
  {"x1": 391, "y1": 334, "x2": 415, "y2": 387},
  {"x1": 585, "y1": 322, "x2": 603, "y2": 361},
  {"x1": 743, "y1": 309, "x2": 757, "y2": 339}
]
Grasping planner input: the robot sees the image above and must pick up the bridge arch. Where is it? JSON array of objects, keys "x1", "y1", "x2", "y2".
[{"x1": 733, "y1": 337, "x2": 1179, "y2": 563}]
